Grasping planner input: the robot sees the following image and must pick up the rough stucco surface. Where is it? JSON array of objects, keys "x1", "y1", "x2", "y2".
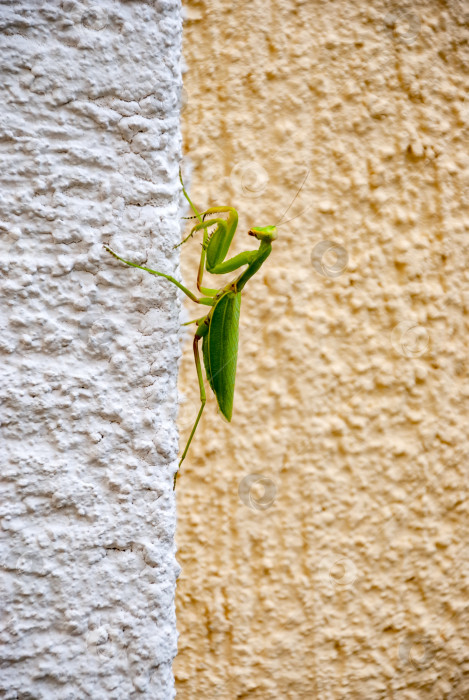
[
  {"x1": 0, "y1": 2, "x2": 181, "y2": 698},
  {"x1": 175, "y1": 1, "x2": 469, "y2": 698}
]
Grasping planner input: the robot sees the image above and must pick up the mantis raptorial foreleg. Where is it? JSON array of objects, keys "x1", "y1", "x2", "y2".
[{"x1": 186, "y1": 208, "x2": 239, "y2": 294}]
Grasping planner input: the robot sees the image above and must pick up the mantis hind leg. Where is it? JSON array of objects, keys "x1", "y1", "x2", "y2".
[
  {"x1": 182, "y1": 315, "x2": 207, "y2": 326},
  {"x1": 104, "y1": 246, "x2": 215, "y2": 305},
  {"x1": 174, "y1": 332, "x2": 206, "y2": 489}
]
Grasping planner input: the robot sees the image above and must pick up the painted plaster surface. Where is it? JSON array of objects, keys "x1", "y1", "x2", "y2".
[
  {"x1": 0, "y1": 2, "x2": 182, "y2": 698},
  {"x1": 175, "y1": 1, "x2": 469, "y2": 698}
]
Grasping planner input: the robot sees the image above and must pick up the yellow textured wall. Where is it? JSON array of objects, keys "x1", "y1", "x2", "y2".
[{"x1": 175, "y1": 1, "x2": 469, "y2": 697}]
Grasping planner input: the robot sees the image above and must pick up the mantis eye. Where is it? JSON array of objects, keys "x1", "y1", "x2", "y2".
[{"x1": 248, "y1": 226, "x2": 278, "y2": 241}]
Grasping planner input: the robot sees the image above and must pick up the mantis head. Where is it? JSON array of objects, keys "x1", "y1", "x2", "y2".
[{"x1": 248, "y1": 225, "x2": 278, "y2": 242}]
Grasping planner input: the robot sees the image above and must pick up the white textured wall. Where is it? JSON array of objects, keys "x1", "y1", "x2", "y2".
[{"x1": 0, "y1": 2, "x2": 181, "y2": 698}]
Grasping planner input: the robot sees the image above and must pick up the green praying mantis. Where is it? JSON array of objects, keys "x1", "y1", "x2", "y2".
[{"x1": 105, "y1": 168, "x2": 306, "y2": 488}]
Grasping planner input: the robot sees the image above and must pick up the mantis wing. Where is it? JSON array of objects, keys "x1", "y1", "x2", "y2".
[{"x1": 202, "y1": 291, "x2": 241, "y2": 422}]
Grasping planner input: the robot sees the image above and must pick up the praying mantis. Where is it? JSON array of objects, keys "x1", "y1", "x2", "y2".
[{"x1": 105, "y1": 168, "x2": 300, "y2": 488}]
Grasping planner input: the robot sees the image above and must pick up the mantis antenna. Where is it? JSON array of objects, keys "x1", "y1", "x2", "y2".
[
  {"x1": 275, "y1": 168, "x2": 310, "y2": 227},
  {"x1": 180, "y1": 166, "x2": 310, "y2": 230}
]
